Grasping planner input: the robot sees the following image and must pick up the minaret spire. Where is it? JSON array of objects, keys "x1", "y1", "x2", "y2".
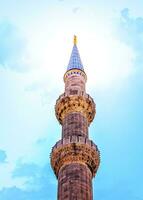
[
  {"x1": 67, "y1": 35, "x2": 84, "y2": 71},
  {"x1": 51, "y1": 36, "x2": 100, "y2": 200}
]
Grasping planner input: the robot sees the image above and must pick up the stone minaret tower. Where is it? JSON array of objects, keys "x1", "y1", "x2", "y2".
[{"x1": 51, "y1": 36, "x2": 100, "y2": 200}]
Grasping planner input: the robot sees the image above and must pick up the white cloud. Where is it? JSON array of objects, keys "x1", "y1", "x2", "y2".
[{"x1": 0, "y1": 2, "x2": 138, "y2": 196}]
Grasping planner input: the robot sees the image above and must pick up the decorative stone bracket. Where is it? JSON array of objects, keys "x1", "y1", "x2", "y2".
[
  {"x1": 51, "y1": 136, "x2": 100, "y2": 178},
  {"x1": 55, "y1": 94, "x2": 96, "y2": 125}
]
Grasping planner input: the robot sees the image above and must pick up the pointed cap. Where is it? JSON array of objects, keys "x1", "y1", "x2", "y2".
[
  {"x1": 74, "y1": 35, "x2": 77, "y2": 45},
  {"x1": 67, "y1": 35, "x2": 84, "y2": 71}
]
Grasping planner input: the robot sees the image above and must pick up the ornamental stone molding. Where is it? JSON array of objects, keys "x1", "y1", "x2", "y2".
[
  {"x1": 50, "y1": 36, "x2": 100, "y2": 200},
  {"x1": 55, "y1": 94, "x2": 96, "y2": 125},
  {"x1": 50, "y1": 136, "x2": 100, "y2": 178},
  {"x1": 64, "y1": 68, "x2": 87, "y2": 82}
]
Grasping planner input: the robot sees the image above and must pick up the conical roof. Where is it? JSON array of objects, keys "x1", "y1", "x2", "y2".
[{"x1": 67, "y1": 36, "x2": 84, "y2": 71}]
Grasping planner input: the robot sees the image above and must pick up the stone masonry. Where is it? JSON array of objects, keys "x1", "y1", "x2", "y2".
[{"x1": 50, "y1": 36, "x2": 100, "y2": 200}]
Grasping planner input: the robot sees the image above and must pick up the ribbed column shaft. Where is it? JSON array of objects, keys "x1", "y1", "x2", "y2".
[
  {"x1": 58, "y1": 163, "x2": 93, "y2": 200},
  {"x1": 62, "y1": 112, "x2": 88, "y2": 138}
]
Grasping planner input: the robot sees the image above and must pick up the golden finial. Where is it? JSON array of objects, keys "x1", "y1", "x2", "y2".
[{"x1": 74, "y1": 35, "x2": 77, "y2": 45}]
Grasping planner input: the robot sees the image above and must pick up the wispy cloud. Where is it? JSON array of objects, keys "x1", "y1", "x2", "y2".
[
  {"x1": 0, "y1": 20, "x2": 27, "y2": 72},
  {"x1": 0, "y1": 185, "x2": 56, "y2": 200},
  {"x1": 12, "y1": 162, "x2": 56, "y2": 188},
  {"x1": 72, "y1": 7, "x2": 80, "y2": 14},
  {"x1": 12, "y1": 163, "x2": 40, "y2": 178},
  {"x1": 117, "y1": 8, "x2": 143, "y2": 70},
  {"x1": 0, "y1": 149, "x2": 7, "y2": 163},
  {"x1": 0, "y1": 162, "x2": 57, "y2": 200}
]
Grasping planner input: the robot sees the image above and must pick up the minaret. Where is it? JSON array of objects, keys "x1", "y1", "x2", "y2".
[{"x1": 51, "y1": 36, "x2": 100, "y2": 200}]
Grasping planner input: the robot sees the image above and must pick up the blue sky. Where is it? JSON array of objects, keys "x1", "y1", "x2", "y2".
[{"x1": 0, "y1": 0, "x2": 143, "y2": 199}]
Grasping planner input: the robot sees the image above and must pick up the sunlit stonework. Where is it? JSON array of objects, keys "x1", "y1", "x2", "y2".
[{"x1": 51, "y1": 36, "x2": 100, "y2": 200}]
